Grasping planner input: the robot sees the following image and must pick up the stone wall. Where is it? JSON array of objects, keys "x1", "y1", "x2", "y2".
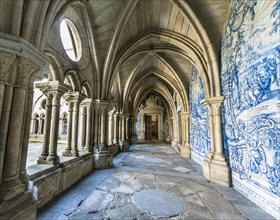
[
  {"x1": 221, "y1": 1, "x2": 280, "y2": 218},
  {"x1": 28, "y1": 154, "x2": 93, "y2": 208},
  {"x1": 189, "y1": 66, "x2": 210, "y2": 165}
]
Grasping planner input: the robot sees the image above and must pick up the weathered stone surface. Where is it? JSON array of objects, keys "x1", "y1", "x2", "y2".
[
  {"x1": 37, "y1": 144, "x2": 275, "y2": 220},
  {"x1": 132, "y1": 189, "x2": 186, "y2": 217},
  {"x1": 93, "y1": 152, "x2": 113, "y2": 169}
]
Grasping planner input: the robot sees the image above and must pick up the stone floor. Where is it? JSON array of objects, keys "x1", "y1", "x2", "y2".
[{"x1": 37, "y1": 143, "x2": 275, "y2": 220}]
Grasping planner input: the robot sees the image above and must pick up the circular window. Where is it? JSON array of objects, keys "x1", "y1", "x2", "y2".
[{"x1": 60, "y1": 19, "x2": 82, "y2": 62}]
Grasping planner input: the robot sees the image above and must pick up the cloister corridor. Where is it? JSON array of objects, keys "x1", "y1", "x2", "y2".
[{"x1": 36, "y1": 143, "x2": 274, "y2": 220}]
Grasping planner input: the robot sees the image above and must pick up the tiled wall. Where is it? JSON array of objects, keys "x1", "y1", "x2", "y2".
[
  {"x1": 189, "y1": 66, "x2": 210, "y2": 164},
  {"x1": 221, "y1": 1, "x2": 280, "y2": 217}
]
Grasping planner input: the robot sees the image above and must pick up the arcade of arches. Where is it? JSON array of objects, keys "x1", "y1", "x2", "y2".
[{"x1": 0, "y1": 0, "x2": 279, "y2": 219}]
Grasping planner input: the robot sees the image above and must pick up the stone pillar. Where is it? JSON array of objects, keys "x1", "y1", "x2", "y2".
[
  {"x1": 99, "y1": 105, "x2": 107, "y2": 148},
  {"x1": 202, "y1": 97, "x2": 231, "y2": 186},
  {"x1": 71, "y1": 100, "x2": 81, "y2": 156},
  {"x1": 93, "y1": 103, "x2": 99, "y2": 151},
  {"x1": 35, "y1": 81, "x2": 69, "y2": 164},
  {"x1": 119, "y1": 113, "x2": 129, "y2": 151},
  {"x1": 0, "y1": 85, "x2": 28, "y2": 200},
  {"x1": 125, "y1": 115, "x2": 129, "y2": 140},
  {"x1": 139, "y1": 113, "x2": 145, "y2": 140},
  {"x1": 108, "y1": 112, "x2": 113, "y2": 145},
  {"x1": 63, "y1": 102, "x2": 73, "y2": 155},
  {"x1": 0, "y1": 53, "x2": 45, "y2": 219},
  {"x1": 84, "y1": 102, "x2": 92, "y2": 152},
  {"x1": 118, "y1": 113, "x2": 123, "y2": 143},
  {"x1": 92, "y1": 100, "x2": 113, "y2": 169},
  {"x1": 167, "y1": 118, "x2": 173, "y2": 142},
  {"x1": 113, "y1": 112, "x2": 118, "y2": 144},
  {"x1": 62, "y1": 91, "x2": 85, "y2": 157},
  {"x1": 171, "y1": 116, "x2": 177, "y2": 146},
  {"x1": 122, "y1": 114, "x2": 126, "y2": 141},
  {"x1": 46, "y1": 91, "x2": 63, "y2": 164},
  {"x1": 80, "y1": 106, "x2": 86, "y2": 149},
  {"x1": 38, "y1": 92, "x2": 52, "y2": 162},
  {"x1": 19, "y1": 87, "x2": 34, "y2": 185},
  {"x1": 38, "y1": 118, "x2": 43, "y2": 134},
  {"x1": 130, "y1": 116, "x2": 137, "y2": 143},
  {"x1": 180, "y1": 112, "x2": 191, "y2": 158},
  {"x1": 158, "y1": 114, "x2": 164, "y2": 141}
]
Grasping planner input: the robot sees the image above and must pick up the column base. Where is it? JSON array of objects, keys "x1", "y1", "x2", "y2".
[
  {"x1": 93, "y1": 151, "x2": 113, "y2": 170},
  {"x1": 131, "y1": 136, "x2": 137, "y2": 144},
  {"x1": 119, "y1": 140, "x2": 129, "y2": 152},
  {"x1": 203, "y1": 153, "x2": 213, "y2": 181},
  {"x1": 180, "y1": 144, "x2": 191, "y2": 158},
  {"x1": 107, "y1": 144, "x2": 119, "y2": 156},
  {"x1": 165, "y1": 136, "x2": 171, "y2": 142},
  {"x1": 37, "y1": 154, "x2": 48, "y2": 164},
  {"x1": 171, "y1": 138, "x2": 178, "y2": 147},
  {"x1": 0, "y1": 179, "x2": 25, "y2": 201},
  {"x1": 0, "y1": 191, "x2": 37, "y2": 220},
  {"x1": 62, "y1": 149, "x2": 79, "y2": 157},
  {"x1": 46, "y1": 154, "x2": 60, "y2": 165},
  {"x1": 203, "y1": 154, "x2": 231, "y2": 186},
  {"x1": 84, "y1": 145, "x2": 92, "y2": 152}
]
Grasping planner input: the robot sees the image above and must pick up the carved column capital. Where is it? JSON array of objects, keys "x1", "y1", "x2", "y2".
[
  {"x1": 0, "y1": 52, "x2": 17, "y2": 85},
  {"x1": 201, "y1": 96, "x2": 224, "y2": 116},
  {"x1": 17, "y1": 57, "x2": 40, "y2": 87}
]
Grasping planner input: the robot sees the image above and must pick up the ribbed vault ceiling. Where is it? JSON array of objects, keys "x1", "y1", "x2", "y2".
[{"x1": 10, "y1": 0, "x2": 230, "y2": 115}]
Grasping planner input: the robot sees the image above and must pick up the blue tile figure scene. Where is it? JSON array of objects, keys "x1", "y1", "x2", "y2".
[
  {"x1": 189, "y1": 66, "x2": 211, "y2": 165},
  {"x1": 221, "y1": 1, "x2": 280, "y2": 217}
]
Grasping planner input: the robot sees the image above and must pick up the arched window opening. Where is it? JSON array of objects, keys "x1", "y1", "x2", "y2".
[
  {"x1": 61, "y1": 113, "x2": 68, "y2": 135},
  {"x1": 60, "y1": 19, "x2": 82, "y2": 62}
]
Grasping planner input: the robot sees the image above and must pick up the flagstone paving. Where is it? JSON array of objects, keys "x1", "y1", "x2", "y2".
[{"x1": 38, "y1": 143, "x2": 275, "y2": 220}]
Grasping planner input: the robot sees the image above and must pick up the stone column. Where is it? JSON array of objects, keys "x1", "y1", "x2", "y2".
[
  {"x1": 202, "y1": 97, "x2": 231, "y2": 186},
  {"x1": 139, "y1": 113, "x2": 145, "y2": 140},
  {"x1": 118, "y1": 113, "x2": 123, "y2": 143},
  {"x1": 38, "y1": 92, "x2": 52, "y2": 163},
  {"x1": 171, "y1": 116, "x2": 177, "y2": 146},
  {"x1": 63, "y1": 102, "x2": 73, "y2": 155},
  {"x1": 125, "y1": 115, "x2": 129, "y2": 140},
  {"x1": 84, "y1": 103, "x2": 92, "y2": 152},
  {"x1": 38, "y1": 118, "x2": 43, "y2": 134},
  {"x1": 180, "y1": 112, "x2": 191, "y2": 158},
  {"x1": 122, "y1": 114, "x2": 126, "y2": 141},
  {"x1": 108, "y1": 112, "x2": 113, "y2": 145},
  {"x1": 0, "y1": 85, "x2": 28, "y2": 201},
  {"x1": 130, "y1": 116, "x2": 137, "y2": 143},
  {"x1": 158, "y1": 114, "x2": 164, "y2": 141},
  {"x1": 46, "y1": 91, "x2": 63, "y2": 164},
  {"x1": 99, "y1": 105, "x2": 107, "y2": 148},
  {"x1": 93, "y1": 103, "x2": 99, "y2": 151},
  {"x1": 71, "y1": 99, "x2": 82, "y2": 156},
  {"x1": 92, "y1": 101, "x2": 113, "y2": 169},
  {"x1": 0, "y1": 42, "x2": 49, "y2": 219},
  {"x1": 113, "y1": 112, "x2": 118, "y2": 144},
  {"x1": 63, "y1": 92, "x2": 85, "y2": 157},
  {"x1": 19, "y1": 87, "x2": 34, "y2": 185},
  {"x1": 80, "y1": 106, "x2": 86, "y2": 149}
]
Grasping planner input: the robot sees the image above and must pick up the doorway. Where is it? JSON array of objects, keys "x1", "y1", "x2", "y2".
[{"x1": 145, "y1": 115, "x2": 158, "y2": 140}]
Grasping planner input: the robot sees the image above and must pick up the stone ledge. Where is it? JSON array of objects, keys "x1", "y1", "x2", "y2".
[{"x1": 27, "y1": 154, "x2": 93, "y2": 209}]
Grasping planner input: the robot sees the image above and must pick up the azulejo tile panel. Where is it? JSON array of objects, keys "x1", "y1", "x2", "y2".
[
  {"x1": 221, "y1": 1, "x2": 280, "y2": 217},
  {"x1": 190, "y1": 66, "x2": 210, "y2": 164}
]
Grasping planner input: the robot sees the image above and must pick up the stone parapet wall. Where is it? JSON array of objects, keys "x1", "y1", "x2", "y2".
[{"x1": 28, "y1": 154, "x2": 92, "y2": 208}]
